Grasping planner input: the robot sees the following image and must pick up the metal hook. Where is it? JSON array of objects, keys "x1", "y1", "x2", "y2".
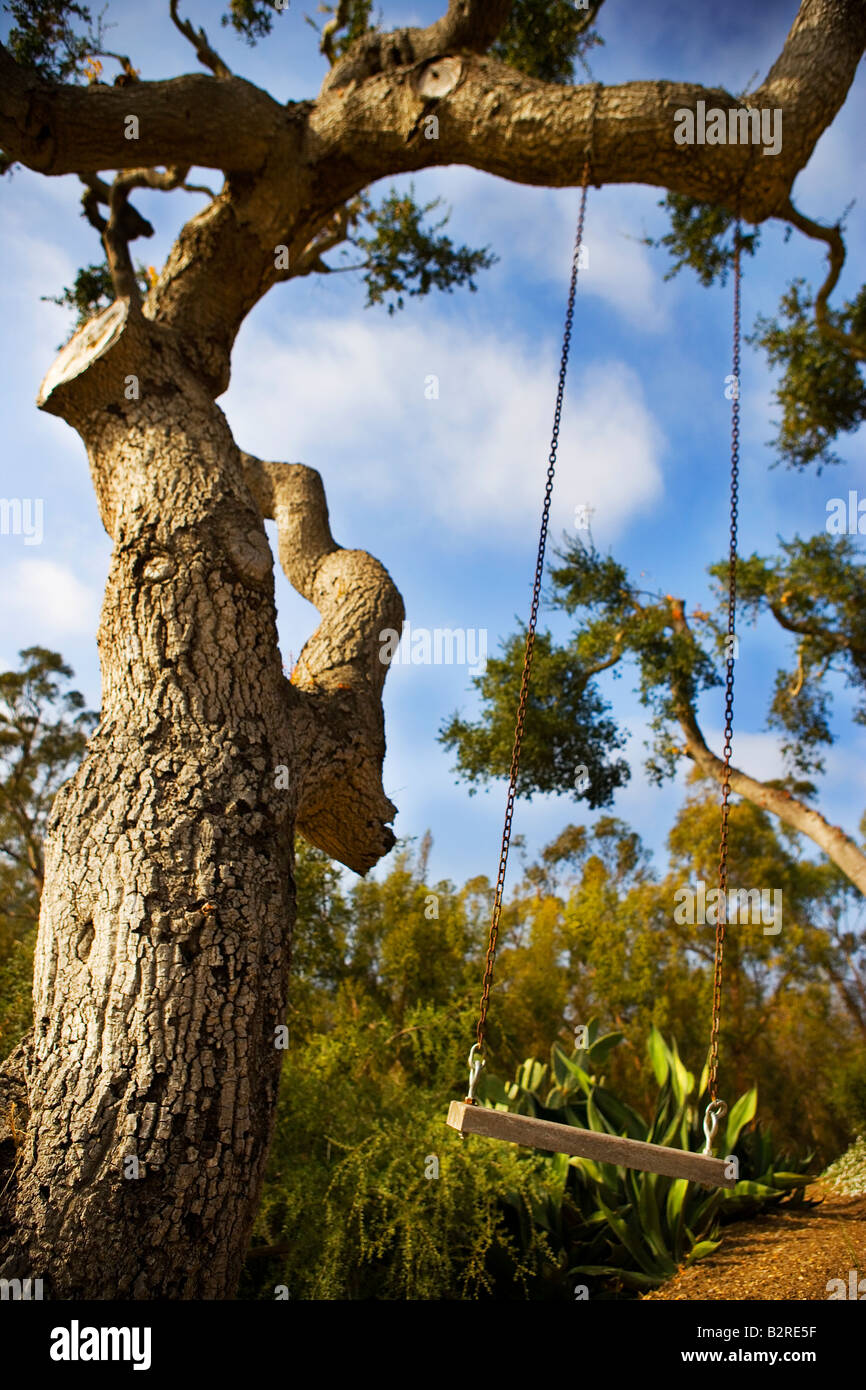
[
  {"x1": 702, "y1": 1099, "x2": 728, "y2": 1155},
  {"x1": 466, "y1": 1043, "x2": 485, "y2": 1104}
]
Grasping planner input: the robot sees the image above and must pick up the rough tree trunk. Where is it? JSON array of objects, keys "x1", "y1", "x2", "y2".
[{"x1": 0, "y1": 302, "x2": 402, "y2": 1297}]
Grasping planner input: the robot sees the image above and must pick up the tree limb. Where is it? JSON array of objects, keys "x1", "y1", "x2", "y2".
[
  {"x1": 79, "y1": 173, "x2": 154, "y2": 242},
  {"x1": 241, "y1": 453, "x2": 405, "y2": 874},
  {"x1": 676, "y1": 697, "x2": 866, "y2": 897},
  {"x1": 4, "y1": 0, "x2": 864, "y2": 402},
  {"x1": 0, "y1": 43, "x2": 282, "y2": 174},
  {"x1": 780, "y1": 196, "x2": 866, "y2": 361},
  {"x1": 169, "y1": 1, "x2": 232, "y2": 80},
  {"x1": 768, "y1": 600, "x2": 850, "y2": 649}
]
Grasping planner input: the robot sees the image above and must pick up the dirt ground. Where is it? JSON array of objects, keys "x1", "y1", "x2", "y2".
[{"x1": 643, "y1": 1185, "x2": 866, "y2": 1300}]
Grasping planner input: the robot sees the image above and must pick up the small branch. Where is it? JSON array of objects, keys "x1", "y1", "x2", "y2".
[
  {"x1": 788, "y1": 644, "x2": 806, "y2": 698},
  {"x1": 79, "y1": 173, "x2": 154, "y2": 242},
  {"x1": 104, "y1": 179, "x2": 142, "y2": 303},
  {"x1": 281, "y1": 202, "x2": 356, "y2": 281},
  {"x1": 320, "y1": 1, "x2": 353, "y2": 67},
  {"x1": 581, "y1": 641, "x2": 624, "y2": 679},
  {"x1": 779, "y1": 196, "x2": 865, "y2": 362},
  {"x1": 169, "y1": 1, "x2": 231, "y2": 79},
  {"x1": 768, "y1": 600, "x2": 848, "y2": 649},
  {"x1": 180, "y1": 180, "x2": 216, "y2": 198},
  {"x1": 103, "y1": 165, "x2": 191, "y2": 300}
]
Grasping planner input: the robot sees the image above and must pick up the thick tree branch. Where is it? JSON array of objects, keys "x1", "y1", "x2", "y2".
[
  {"x1": 661, "y1": 601, "x2": 866, "y2": 895},
  {"x1": 675, "y1": 694, "x2": 866, "y2": 898},
  {"x1": 0, "y1": 43, "x2": 282, "y2": 174},
  {"x1": 241, "y1": 453, "x2": 405, "y2": 874},
  {"x1": 5, "y1": 1, "x2": 863, "y2": 402},
  {"x1": 159, "y1": 0, "x2": 866, "y2": 393},
  {"x1": 312, "y1": 0, "x2": 866, "y2": 224}
]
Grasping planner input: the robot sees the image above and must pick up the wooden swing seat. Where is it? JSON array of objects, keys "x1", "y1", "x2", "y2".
[{"x1": 447, "y1": 1101, "x2": 736, "y2": 1188}]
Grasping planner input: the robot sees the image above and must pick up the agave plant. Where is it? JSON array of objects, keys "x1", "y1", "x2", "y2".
[{"x1": 481, "y1": 1023, "x2": 813, "y2": 1294}]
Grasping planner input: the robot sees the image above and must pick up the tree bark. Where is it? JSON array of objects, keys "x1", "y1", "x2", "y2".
[{"x1": 0, "y1": 303, "x2": 401, "y2": 1297}]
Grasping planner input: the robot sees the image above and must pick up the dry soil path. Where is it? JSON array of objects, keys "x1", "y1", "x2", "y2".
[{"x1": 643, "y1": 1186, "x2": 866, "y2": 1300}]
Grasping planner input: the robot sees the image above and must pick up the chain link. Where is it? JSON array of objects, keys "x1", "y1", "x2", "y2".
[
  {"x1": 471, "y1": 158, "x2": 592, "y2": 1084},
  {"x1": 707, "y1": 220, "x2": 742, "y2": 1106}
]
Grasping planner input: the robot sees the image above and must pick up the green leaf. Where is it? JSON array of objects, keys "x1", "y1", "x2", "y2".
[
  {"x1": 586, "y1": 1031, "x2": 625, "y2": 1067},
  {"x1": 597, "y1": 1198, "x2": 676, "y2": 1278},
  {"x1": 686, "y1": 1239, "x2": 721, "y2": 1264},
  {"x1": 592, "y1": 1086, "x2": 647, "y2": 1140},
  {"x1": 569, "y1": 1264, "x2": 663, "y2": 1291},
  {"x1": 647, "y1": 1027, "x2": 671, "y2": 1088},
  {"x1": 724, "y1": 1087, "x2": 758, "y2": 1152}
]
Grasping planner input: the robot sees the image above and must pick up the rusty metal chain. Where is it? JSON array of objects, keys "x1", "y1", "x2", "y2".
[
  {"x1": 707, "y1": 219, "x2": 742, "y2": 1113},
  {"x1": 470, "y1": 155, "x2": 593, "y2": 1094}
]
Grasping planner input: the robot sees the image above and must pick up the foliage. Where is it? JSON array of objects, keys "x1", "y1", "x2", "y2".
[
  {"x1": 491, "y1": 0, "x2": 605, "y2": 85},
  {"x1": 829, "y1": 1054, "x2": 866, "y2": 1138},
  {"x1": 0, "y1": 648, "x2": 97, "y2": 1058},
  {"x1": 346, "y1": 188, "x2": 496, "y2": 315},
  {"x1": 822, "y1": 1135, "x2": 866, "y2": 1196},
  {"x1": 242, "y1": 1000, "x2": 559, "y2": 1299},
  {"x1": 646, "y1": 195, "x2": 865, "y2": 471},
  {"x1": 644, "y1": 193, "x2": 760, "y2": 287},
  {"x1": 749, "y1": 279, "x2": 866, "y2": 471},
  {"x1": 440, "y1": 532, "x2": 866, "y2": 803},
  {"x1": 718, "y1": 535, "x2": 866, "y2": 775},
  {"x1": 42, "y1": 260, "x2": 153, "y2": 333},
  {"x1": 2, "y1": 0, "x2": 99, "y2": 82},
  {"x1": 221, "y1": 0, "x2": 294, "y2": 44},
  {"x1": 439, "y1": 625, "x2": 630, "y2": 806}
]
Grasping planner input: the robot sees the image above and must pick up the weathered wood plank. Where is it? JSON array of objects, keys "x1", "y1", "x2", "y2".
[{"x1": 446, "y1": 1101, "x2": 736, "y2": 1188}]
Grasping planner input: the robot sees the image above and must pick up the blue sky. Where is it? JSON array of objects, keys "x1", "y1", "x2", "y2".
[{"x1": 1, "y1": 0, "x2": 864, "y2": 889}]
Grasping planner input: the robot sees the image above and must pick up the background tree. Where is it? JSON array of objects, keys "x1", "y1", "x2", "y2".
[
  {"x1": 0, "y1": 649, "x2": 97, "y2": 1060},
  {"x1": 442, "y1": 533, "x2": 866, "y2": 893},
  {"x1": 0, "y1": 0, "x2": 864, "y2": 1298}
]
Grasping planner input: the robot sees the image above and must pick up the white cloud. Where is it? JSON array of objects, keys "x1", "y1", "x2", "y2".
[
  {"x1": 0, "y1": 559, "x2": 100, "y2": 638},
  {"x1": 224, "y1": 313, "x2": 666, "y2": 541},
  {"x1": 399, "y1": 167, "x2": 672, "y2": 333}
]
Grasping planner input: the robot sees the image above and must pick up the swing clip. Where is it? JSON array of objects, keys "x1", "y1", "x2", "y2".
[
  {"x1": 466, "y1": 1044, "x2": 485, "y2": 1105},
  {"x1": 702, "y1": 1099, "x2": 727, "y2": 1156}
]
